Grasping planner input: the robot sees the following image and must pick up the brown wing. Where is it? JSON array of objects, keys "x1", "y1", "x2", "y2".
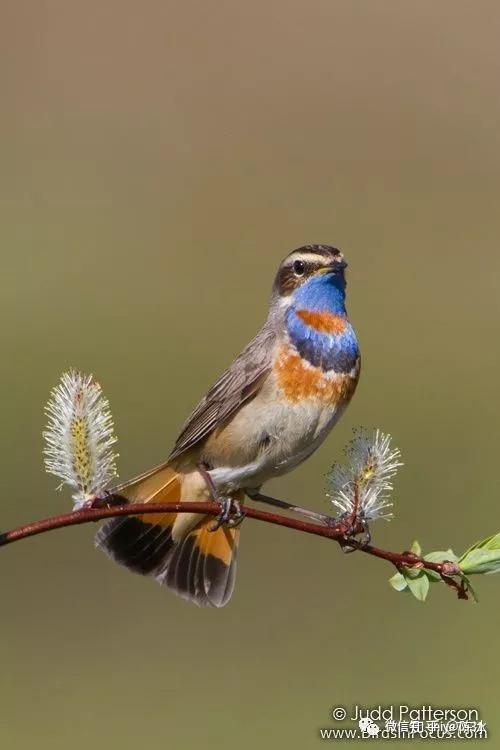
[{"x1": 168, "y1": 321, "x2": 276, "y2": 461}]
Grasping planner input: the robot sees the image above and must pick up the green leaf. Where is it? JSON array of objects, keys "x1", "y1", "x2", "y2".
[
  {"x1": 423, "y1": 568, "x2": 442, "y2": 583},
  {"x1": 404, "y1": 571, "x2": 430, "y2": 601},
  {"x1": 421, "y1": 550, "x2": 458, "y2": 582},
  {"x1": 482, "y1": 533, "x2": 500, "y2": 550},
  {"x1": 410, "y1": 540, "x2": 422, "y2": 556},
  {"x1": 460, "y1": 532, "x2": 500, "y2": 558},
  {"x1": 404, "y1": 565, "x2": 423, "y2": 579},
  {"x1": 389, "y1": 572, "x2": 407, "y2": 592},
  {"x1": 459, "y1": 548, "x2": 500, "y2": 575},
  {"x1": 458, "y1": 532, "x2": 500, "y2": 575},
  {"x1": 424, "y1": 549, "x2": 458, "y2": 564}
]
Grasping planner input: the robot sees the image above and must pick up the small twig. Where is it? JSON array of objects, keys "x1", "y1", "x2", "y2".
[{"x1": 0, "y1": 501, "x2": 464, "y2": 596}]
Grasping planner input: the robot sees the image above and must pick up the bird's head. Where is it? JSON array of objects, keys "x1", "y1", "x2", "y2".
[{"x1": 272, "y1": 245, "x2": 348, "y2": 315}]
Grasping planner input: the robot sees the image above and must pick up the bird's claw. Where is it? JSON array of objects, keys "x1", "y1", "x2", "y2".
[
  {"x1": 78, "y1": 490, "x2": 122, "y2": 510},
  {"x1": 339, "y1": 512, "x2": 371, "y2": 553},
  {"x1": 227, "y1": 499, "x2": 246, "y2": 528},
  {"x1": 209, "y1": 498, "x2": 245, "y2": 532}
]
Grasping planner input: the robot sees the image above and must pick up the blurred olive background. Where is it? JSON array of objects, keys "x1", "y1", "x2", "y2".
[{"x1": 1, "y1": 1, "x2": 500, "y2": 747}]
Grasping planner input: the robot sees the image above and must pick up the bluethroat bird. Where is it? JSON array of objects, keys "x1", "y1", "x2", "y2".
[{"x1": 96, "y1": 245, "x2": 360, "y2": 606}]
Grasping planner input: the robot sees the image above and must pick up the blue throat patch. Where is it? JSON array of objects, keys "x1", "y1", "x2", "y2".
[{"x1": 285, "y1": 274, "x2": 359, "y2": 373}]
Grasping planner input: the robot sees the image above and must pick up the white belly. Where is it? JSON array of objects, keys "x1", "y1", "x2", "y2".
[{"x1": 206, "y1": 383, "x2": 347, "y2": 492}]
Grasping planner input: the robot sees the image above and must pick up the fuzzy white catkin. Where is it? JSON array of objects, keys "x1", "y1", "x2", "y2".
[
  {"x1": 43, "y1": 370, "x2": 118, "y2": 508},
  {"x1": 327, "y1": 428, "x2": 403, "y2": 521}
]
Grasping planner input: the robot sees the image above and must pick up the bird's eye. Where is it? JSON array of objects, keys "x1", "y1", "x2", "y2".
[{"x1": 293, "y1": 260, "x2": 305, "y2": 276}]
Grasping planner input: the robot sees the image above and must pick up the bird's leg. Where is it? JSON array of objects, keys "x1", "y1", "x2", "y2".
[
  {"x1": 340, "y1": 517, "x2": 371, "y2": 553},
  {"x1": 197, "y1": 462, "x2": 245, "y2": 531},
  {"x1": 79, "y1": 490, "x2": 125, "y2": 510},
  {"x1": 246, "y1": 489, "x2": 332, "y2": 526}
]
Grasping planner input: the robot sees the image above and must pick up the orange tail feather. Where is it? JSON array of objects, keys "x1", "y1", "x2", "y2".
[{"x1": 95, "y1": 463, "x2": 240, "y2": 607}]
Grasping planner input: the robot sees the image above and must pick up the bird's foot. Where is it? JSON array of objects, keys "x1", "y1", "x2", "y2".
[
  {"x1": 226, "y1": 499, "x2": 246, "y2": 528},
  {"x1": 209, "y1": 497, "x2": 245, "y2": 532},
  {"x1": 77, "y1": 491, "x2": 124, "y2": 511},
  {"x1": 337, "y1": 512, "x2": 371, "y2": 553},
  {"x1": 197, "y1": 461, "x2": 246, "y2": 531}
]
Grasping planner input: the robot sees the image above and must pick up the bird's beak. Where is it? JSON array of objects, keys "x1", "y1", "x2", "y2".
[{"x1": 317, "y1": 259, "x2": 347, "y2": 275}]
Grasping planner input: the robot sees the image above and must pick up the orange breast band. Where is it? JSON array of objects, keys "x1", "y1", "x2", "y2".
[
  {"x1": 274, "y1": 346, "x2": 358, "y2": 404},
  {"x1": 296, "y1": 309, "x2": 347, "y2": 334}
]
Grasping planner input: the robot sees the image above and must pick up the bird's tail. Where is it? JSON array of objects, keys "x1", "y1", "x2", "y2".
[{"x1": 95, "y1": 463, "x2": 240, "y2": 607}]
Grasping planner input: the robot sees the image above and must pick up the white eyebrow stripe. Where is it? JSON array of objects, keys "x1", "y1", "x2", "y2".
[{"x1": 286, "y1": 252, "x2": 336, "y2": 266}]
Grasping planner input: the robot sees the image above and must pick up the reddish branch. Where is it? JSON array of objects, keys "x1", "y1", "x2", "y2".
[{"x1": 0, "y1": 501, "x2": 466, "y2": 598}]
